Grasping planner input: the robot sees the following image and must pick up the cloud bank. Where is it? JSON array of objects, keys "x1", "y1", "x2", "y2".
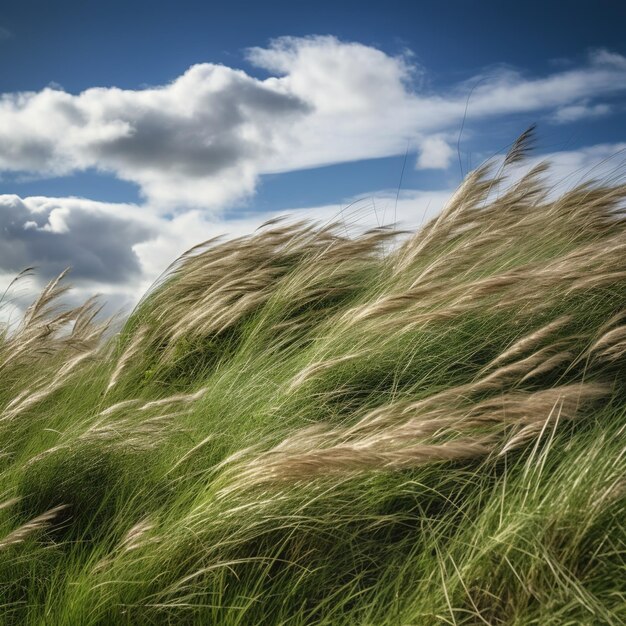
[
  {"x1": 0, "y1": 195, "x2": 155, "y2": 283},
  {"x1": 1, "y1": 37, "x2": 625, "y2": 210}
]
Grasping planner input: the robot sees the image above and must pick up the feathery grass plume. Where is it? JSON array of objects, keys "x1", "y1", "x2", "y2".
[
  {"x1": 105, "y1": 325, "x2": 148, "y2": 393},
  {"x1": 0, "y1": 497, "x2": 20, "y2": 511},
  {"x1": 485, "y1": 315, "x2": 572, "y2": 370},
  {"x1": 0, "y1": 270, "x2": 108, "y2": 371},
  {"x1": 217, "y1": 381, "x2": 608, "y2": 490},
  {"x1": 1, "y1": 348, "x2": 97, "y2": 422},
  {"x1": 0, "y1": 504, "x2": 67, "y2": 550},
  {"x1": 0, "y1": 130, "x2": 625, "y2": 624},
  {"x1": 503, "y1": 123, "x2": 537, "y2": 166}
]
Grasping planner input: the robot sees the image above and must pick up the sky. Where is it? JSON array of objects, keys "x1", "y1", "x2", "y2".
[{"x1": 1, "y1": 0, "x2": 625, "y2": 318}]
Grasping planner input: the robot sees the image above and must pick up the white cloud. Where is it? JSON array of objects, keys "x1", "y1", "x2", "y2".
[
  {"x1": 588, "y1": 49, "x2": 626, "y2": 70},
  {"x1": 416, "y1": 136, "x2": 455, "y2": 169},
  {"x1": 0, "y1": 65, "x2": 309, "y2": 210},
  {"x1": 0, "y1": 38, "x2": 625, "y2": 210},
  {"x1": 549, "y1": 101, "x2": 611, "y2": 124},
  {"x1": 247, "y1": 35, "x2": 418, "y2": 114}
]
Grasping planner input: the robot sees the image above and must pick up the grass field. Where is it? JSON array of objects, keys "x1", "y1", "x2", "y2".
[{"x1": 1, "y1": 137, "x2": 625, "y2": 625}]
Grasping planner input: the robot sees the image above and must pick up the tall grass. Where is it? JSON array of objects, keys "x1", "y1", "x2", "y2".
[{"x1": 1, "y1": 137, "x2": 625, "y2": 624}]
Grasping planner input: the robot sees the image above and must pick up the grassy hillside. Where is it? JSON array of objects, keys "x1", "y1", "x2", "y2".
[{"x1": 1, "y1": 141, "x2": 625, "y2": 625}]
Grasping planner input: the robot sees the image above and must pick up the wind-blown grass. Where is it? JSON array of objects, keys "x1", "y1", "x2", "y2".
[{"x1": 0, "y1": 138, "x2": 625, "y2": 625}]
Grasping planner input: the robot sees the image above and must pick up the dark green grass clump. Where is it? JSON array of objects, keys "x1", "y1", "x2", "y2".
[{"x1": 1, "y1": 142, "x2": 625, "y2": 625}]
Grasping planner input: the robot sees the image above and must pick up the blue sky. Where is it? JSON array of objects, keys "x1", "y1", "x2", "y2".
[{"x1": 0, "y1": 1, "x2": 625, "y2": 313}]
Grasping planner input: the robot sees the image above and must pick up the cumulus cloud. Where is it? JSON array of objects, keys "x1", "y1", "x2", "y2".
[
  {"x1": 0, "y1": 195, "x2": 155, "y2": 283},
  {"x1": 0, "y1": 38, "x2": 625, "y2": 210},
  {"x1": 416, "y1": 136, "x2": 455, "y2": 169},
  {"x1": 0, "y1": 65, "x2": 309, "y2": 209}
]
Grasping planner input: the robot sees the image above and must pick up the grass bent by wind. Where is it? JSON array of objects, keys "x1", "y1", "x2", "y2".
[{"x1": 0, "y1": 134, "x2": 625, "y2": 624}]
